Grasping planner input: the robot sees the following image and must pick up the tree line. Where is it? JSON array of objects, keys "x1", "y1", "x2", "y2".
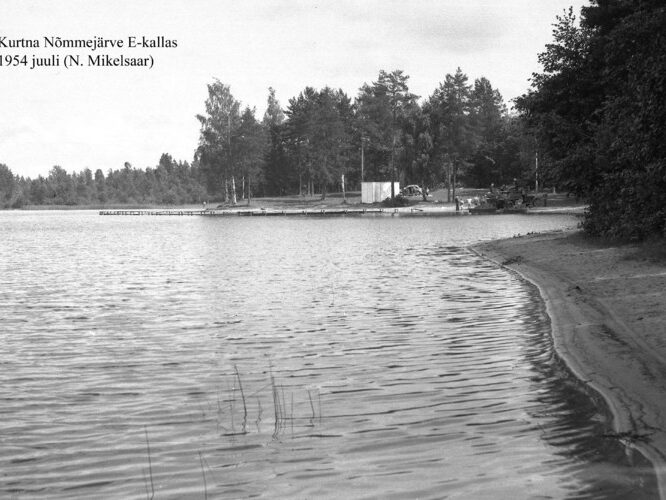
[
  {"x1": 1, "y1": 67, "x2": 536, "y2": 209},
  {"x1": 0, "y1": 155, "x2": 206, "y2": 208}
]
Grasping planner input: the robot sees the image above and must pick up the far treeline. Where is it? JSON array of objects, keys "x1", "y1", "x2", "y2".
[
  {"x1": 0, "y1": 68, "x2": 527, "y2": 208},
  {"x1": 1, "y1": 1, "x2": 664, "y2": 239}
]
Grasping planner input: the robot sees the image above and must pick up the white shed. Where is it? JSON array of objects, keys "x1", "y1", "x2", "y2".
[{"x1": 361, "y1": 182, "x2": 400, "y2": 204}]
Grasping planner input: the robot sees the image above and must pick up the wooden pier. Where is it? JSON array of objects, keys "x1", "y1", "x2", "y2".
[
  {"x1": 98, "y1": 207, "x2": 457, "y2": 217},
  {"x1": 100, "y1": 209, "x2": 210, "y2": 216},
  {"x1": 98, "y1": 206, "x2": 583, "y2": 217}
]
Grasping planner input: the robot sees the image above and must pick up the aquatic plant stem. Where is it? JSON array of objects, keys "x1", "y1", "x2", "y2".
[
  {"x1": 144, "y1": 427, "x2": 155, "y2": 500},
  {"x1": 199, "y1": 451, "x2": 208, "y2": 500},
  {"x1": 308, "y1": 389, "x2": 316, "y2": 426},
  {"x1": 269, "y1": 362, "x2": 281, "y2": 439},
  {"x1": 234, "y1": 365, "x2": 248, "y2": 433}
]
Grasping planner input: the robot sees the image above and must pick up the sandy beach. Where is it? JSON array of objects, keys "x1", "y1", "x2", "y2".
[{"x1": 473, "y1": 230, "x2": 666, "y2": 497}]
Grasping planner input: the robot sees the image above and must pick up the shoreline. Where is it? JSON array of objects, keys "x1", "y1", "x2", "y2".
[
  {"x1": 5, "y1": 189, "x2": 585, "y2": 214},
  {"x1": 3, "y1": 202, "x2": 585, "y2": 218},
  {"x1": 471, "y1": 230, "x2": 666, "y2": 498},
  {"x1": 94, "y1": 205, "x2": 585, "y2": 217}
]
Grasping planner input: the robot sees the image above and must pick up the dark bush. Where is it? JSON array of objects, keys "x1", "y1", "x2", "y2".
[{"x1": 382, "y1": 194, "x2": 411, "y2": 207}]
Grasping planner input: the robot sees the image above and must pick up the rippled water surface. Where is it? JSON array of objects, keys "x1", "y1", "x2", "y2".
[{"x1": 0, "y1": 211, "x2": 658, "y2": 498}]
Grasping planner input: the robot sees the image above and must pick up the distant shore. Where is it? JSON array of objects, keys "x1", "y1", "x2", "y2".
[{"x1": 472, "y1": 231, "x2": 666, "y2": 497}]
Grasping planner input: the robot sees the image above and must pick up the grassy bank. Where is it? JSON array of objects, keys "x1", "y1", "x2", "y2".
[{"x1": 10, "y1": 189, "x2": 585, "y2": 212}]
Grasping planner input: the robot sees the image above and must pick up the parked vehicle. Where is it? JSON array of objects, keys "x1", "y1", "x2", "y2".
[
  {"x1": 400, "y1": 185, "x2": 423, "y2": 197},
  {"x1": 470, "y1": 185, "x2": 547, "y2": 213}
]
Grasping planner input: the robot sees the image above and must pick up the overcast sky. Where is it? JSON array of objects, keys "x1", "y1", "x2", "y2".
[{"x1": 1, "y1": 0, "x2": 589, "y2": 179}]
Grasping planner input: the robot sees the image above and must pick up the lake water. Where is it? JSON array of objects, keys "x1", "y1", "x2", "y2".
[{"x1": 0, "y1": 211, "x2": 659, "y2": 499}]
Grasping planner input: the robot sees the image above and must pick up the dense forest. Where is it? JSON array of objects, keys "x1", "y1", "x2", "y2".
[
  {"x1": 516, "y1": 0, "x2": 665, "y2": 239},
  {"x1": 1, "y1": 0, "x2": 664, "y2": 239}
]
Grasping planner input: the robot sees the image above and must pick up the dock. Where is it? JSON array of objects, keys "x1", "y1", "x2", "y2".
[
  {"x1": 98, "y1": 207, "x2": 459, "y2": 217},
  {"x1": 98, "y1": 206, "x2": 584, "y2": 217}
]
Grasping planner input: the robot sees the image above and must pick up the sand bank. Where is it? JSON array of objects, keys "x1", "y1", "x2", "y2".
[{"x1": 472, "y1": 230, "x2": 666, "y2": 498}]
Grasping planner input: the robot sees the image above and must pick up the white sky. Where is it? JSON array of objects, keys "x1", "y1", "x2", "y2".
[{"x1": 1, "y1": 0, "x2": 588, "y2": 179}]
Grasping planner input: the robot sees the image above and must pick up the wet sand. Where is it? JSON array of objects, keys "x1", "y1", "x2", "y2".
[{"x1": 472, "y1": 230, "x2": 666, "y2": 498}]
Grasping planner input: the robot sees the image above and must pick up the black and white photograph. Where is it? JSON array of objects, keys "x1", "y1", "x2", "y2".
[{"x1": 1, "y1": 0, "x2": 665, "y2": 498}]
